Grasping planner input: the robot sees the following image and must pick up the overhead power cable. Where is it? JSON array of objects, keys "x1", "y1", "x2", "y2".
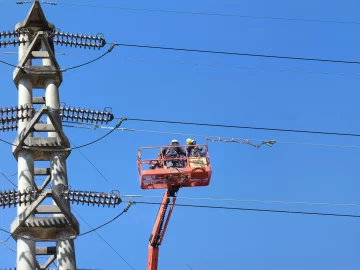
[
  {"x1": 0, "y1": 236, "x2": 11, "y2": 244},
  {"x1": 1, "y1": 199, "x2": 359, "y2": 246},
  {"x1": 111, "y1": 43, "x2": 360, "y2": 65},
  {"x1": 66, "y1": 145, "x2": 131, "y2": 267},
  {"x1": 44, "y1": 2, "x2": 360, "y2": 26},
  {"x1": 120, "y1": 194, "x2": 360, "y2": 208},
  {"x1": 71, "y1": 208, "x2": 135, "y2": 270},
  {"x1": 3, "y1": 172, "x2": 16, "y2": 177},
  {"x1": 0, "y1": 118, "x2": 127, "y2": 151},
  {"x1": 76, "y1": 203, "x2": 133, "y2": 238},
  {"x1": 0, "y1": 201, "x2": 134, "y2": 242},
  {"x1": 123, "y1": 118, "x2": 360, "y2": 138},
  {"x1": 69, "y1": 139, "x2": 111, "y2": 185},
  {"x1": 0, "y1": 171, "x2": 17, "y2": 188},
  {"x1": 47, "y1": 52, "x2": 360, "y2": 78},
  {"x1": 61, "y1": 44, "x2": 115, "y2": 72},
  {"x1": 0, "y1": 44, "x2": 115, "y2": 72},
  {"x1": 0, "y1": 59, "x2": 18, "y2": 68},
  {"x1": 87, "y1": 56, "x2": 360, "y2": 77},
  {"x1": 0, "y1": 236, "x2": 15, "y2": 254},
  {"x1": 130, "y1": 201, "x2": 360, "y2": 219},
  {"x1": 4, "y1": 51, "x2": 360, "y2": 77},
  {"x1": 62, "y1": 123, "x2": 360, "y2": 149}
]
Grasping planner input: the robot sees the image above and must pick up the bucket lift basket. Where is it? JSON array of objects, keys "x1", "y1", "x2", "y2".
[{"x1": 137, "y1": 144, "x2": 212, "y2": 190}]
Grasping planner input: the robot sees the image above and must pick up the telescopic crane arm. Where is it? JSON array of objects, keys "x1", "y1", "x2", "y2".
[{"x1": 148, "y1": 189, "x2": 177, "y2": 270}]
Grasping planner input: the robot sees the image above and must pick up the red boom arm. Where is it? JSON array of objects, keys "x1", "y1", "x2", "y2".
[{"x1": 148, "y1": 189, "x2": 177, "y2": 270}]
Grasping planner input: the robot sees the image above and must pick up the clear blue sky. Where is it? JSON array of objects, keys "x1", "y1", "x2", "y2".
[{"x1": 1, "y1": 0, "x2": 360, "y2": 269}]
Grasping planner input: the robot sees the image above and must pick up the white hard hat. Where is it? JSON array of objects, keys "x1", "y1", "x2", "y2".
[{"x1": 171, "y1": 139, "x2": 179, "y2": 144}]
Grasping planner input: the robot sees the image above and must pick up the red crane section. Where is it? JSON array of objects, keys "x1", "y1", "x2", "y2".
[
  {"x1": 139, "y1": 142, "x2": 212, "y2": 270},
  {"x1": 148, "y1": 189, "x2": 176, "y2": 270}
]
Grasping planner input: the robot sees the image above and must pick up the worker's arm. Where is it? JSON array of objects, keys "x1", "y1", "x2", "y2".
[
  {"x1": 160, "y1": 148, "x2": 167, "y2": 157},
  {"x1": 179, "y1": 147, "x2": 187, "y2": 156}
]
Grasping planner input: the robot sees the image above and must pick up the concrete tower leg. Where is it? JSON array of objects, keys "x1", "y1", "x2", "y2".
[{"x1": 45, "y1": 78, "x2": 77, "y2": 270}]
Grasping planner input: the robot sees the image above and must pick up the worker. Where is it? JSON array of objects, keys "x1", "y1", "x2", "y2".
[
  {"x1": 160, "y1": 139, "x2": 187, "y2": 168},
  {"x1": 186, "y1": 138, "x2": 203, "y2": 157}
]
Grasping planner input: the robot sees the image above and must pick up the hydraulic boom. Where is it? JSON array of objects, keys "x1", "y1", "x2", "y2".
[{"x1": 148, "y1": 188, "x2": 177, "y2": 270}]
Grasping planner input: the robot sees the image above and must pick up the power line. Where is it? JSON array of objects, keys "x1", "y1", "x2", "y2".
[
  {"x1": 69, "y1": 139, "x2": 111, "y2": 185},
  {"x1": 120, "y1": 195, "x2": 360, "y2": 208},
  {"x1": 0, "y1": 162, "x2": 128, "y2": 267},
  {"x1": 0, "y1": 59, "x2": 19, "y2": 68},
  {"x1": 62, "y1": 123, "x2": 360, "y2": 149},
  {"x1": 6, "y1": 172, "x2": 17, "y2": 177},
  {"x1": 1, "y1": 236, "x2": 11, "y2": 243},
  {"x1": 60, "y1": 44, "x2": 115, "y2": 72},
  {"x1": 51, "y1": 261, "x2": 57, "y2": 269},
  {"x1": 67, "y1": 140, "x2": 131, "y2": 267},
  {"x1": 4, "y1": 50, "x2": 360, "y2": 77},
  {"x1": 111, "y1": 43, "x2": 360, "y2": 65},
  {"x1": 131, "y1": 201, "x2": 360, "y2": 219},
  {"x1": 65, "y1": 142, "x2": 133, "y2": 267},
  {"x1": 49, "y1": 2, "x2": 360, "y2": 26},
  {"x1": 1, "y1": 199, "x2": 359, "y2": 263},
  {"x1": 60, "y1": 117, "x2": 126, "y2": 150},
  {"x1": 71, "y1": 208, "x2": 135, "y2": 270},
  {"x1": 49, "y1": 52, "x2": 360, "y2": 78},
  {"x1": 2, "y1": 199, "x2": 358, "y2": 245},
  {"x1": 0, "y1": 236, "x2": 16, "y2": 254},
  {"x1": 0, "y1": 117, "x2": 127, "y2": 151},
  {"x1": 0, "y1": 44, "x2": 115, "y2": 72},
  {"x1": 123, "y1": 118, "x2": 360, "y2": 138},
  {"x1": 0, "y1": 171, "x2": 18, "y2": 188},
  {"x1": 0, "y1": 201, "x2": 134, "y2": 242},
  {"x1": 77, "y1": 203, "x2": 132, "y2": 238},
  {"x1": 66, "y1": 142, "x2": 133, "y2": 269},
  {"x1": 95, "y1": 56, "x2": 360, "y2": 77}
]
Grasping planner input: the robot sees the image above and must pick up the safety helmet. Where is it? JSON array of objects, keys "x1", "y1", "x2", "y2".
[
  {"x1": 171, "y1": 139, "x2": 179, "y2": 144},
  {"x1": 186, "y1": 138, "x2": 194, "y2": 144}
]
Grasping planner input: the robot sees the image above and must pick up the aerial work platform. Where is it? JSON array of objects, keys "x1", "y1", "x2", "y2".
[{"x1": 137, "y1": 144, "x2": 212, "y2": 190}]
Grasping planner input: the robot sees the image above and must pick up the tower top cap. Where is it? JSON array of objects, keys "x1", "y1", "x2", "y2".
[{"x1": 15, "y1": 0, "x2": 55, "y2": 32}]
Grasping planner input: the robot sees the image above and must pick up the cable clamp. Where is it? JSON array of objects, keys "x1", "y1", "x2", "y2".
[
  {"x1": 124, "y1": 201, "x2": 135, "y2": 212},
  {"x1": 108, "y1": 43, "x2": 116, "y2": 52},
  {"x1": 115, "y1": 117, "x2": 127, "y2": 128}
]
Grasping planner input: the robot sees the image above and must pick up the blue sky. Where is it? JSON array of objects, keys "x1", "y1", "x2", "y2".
[{"x1": 1, "y1": 0, "x2": 360, "y2": 269}]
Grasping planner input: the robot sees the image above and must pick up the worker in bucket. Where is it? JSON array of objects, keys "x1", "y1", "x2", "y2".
[
  {"x1": 186, "y1": 138, "x2": 203, "y2": 157},
  {"x1": 160, "y1": 139, "x2": 187, "y2": 168}
]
